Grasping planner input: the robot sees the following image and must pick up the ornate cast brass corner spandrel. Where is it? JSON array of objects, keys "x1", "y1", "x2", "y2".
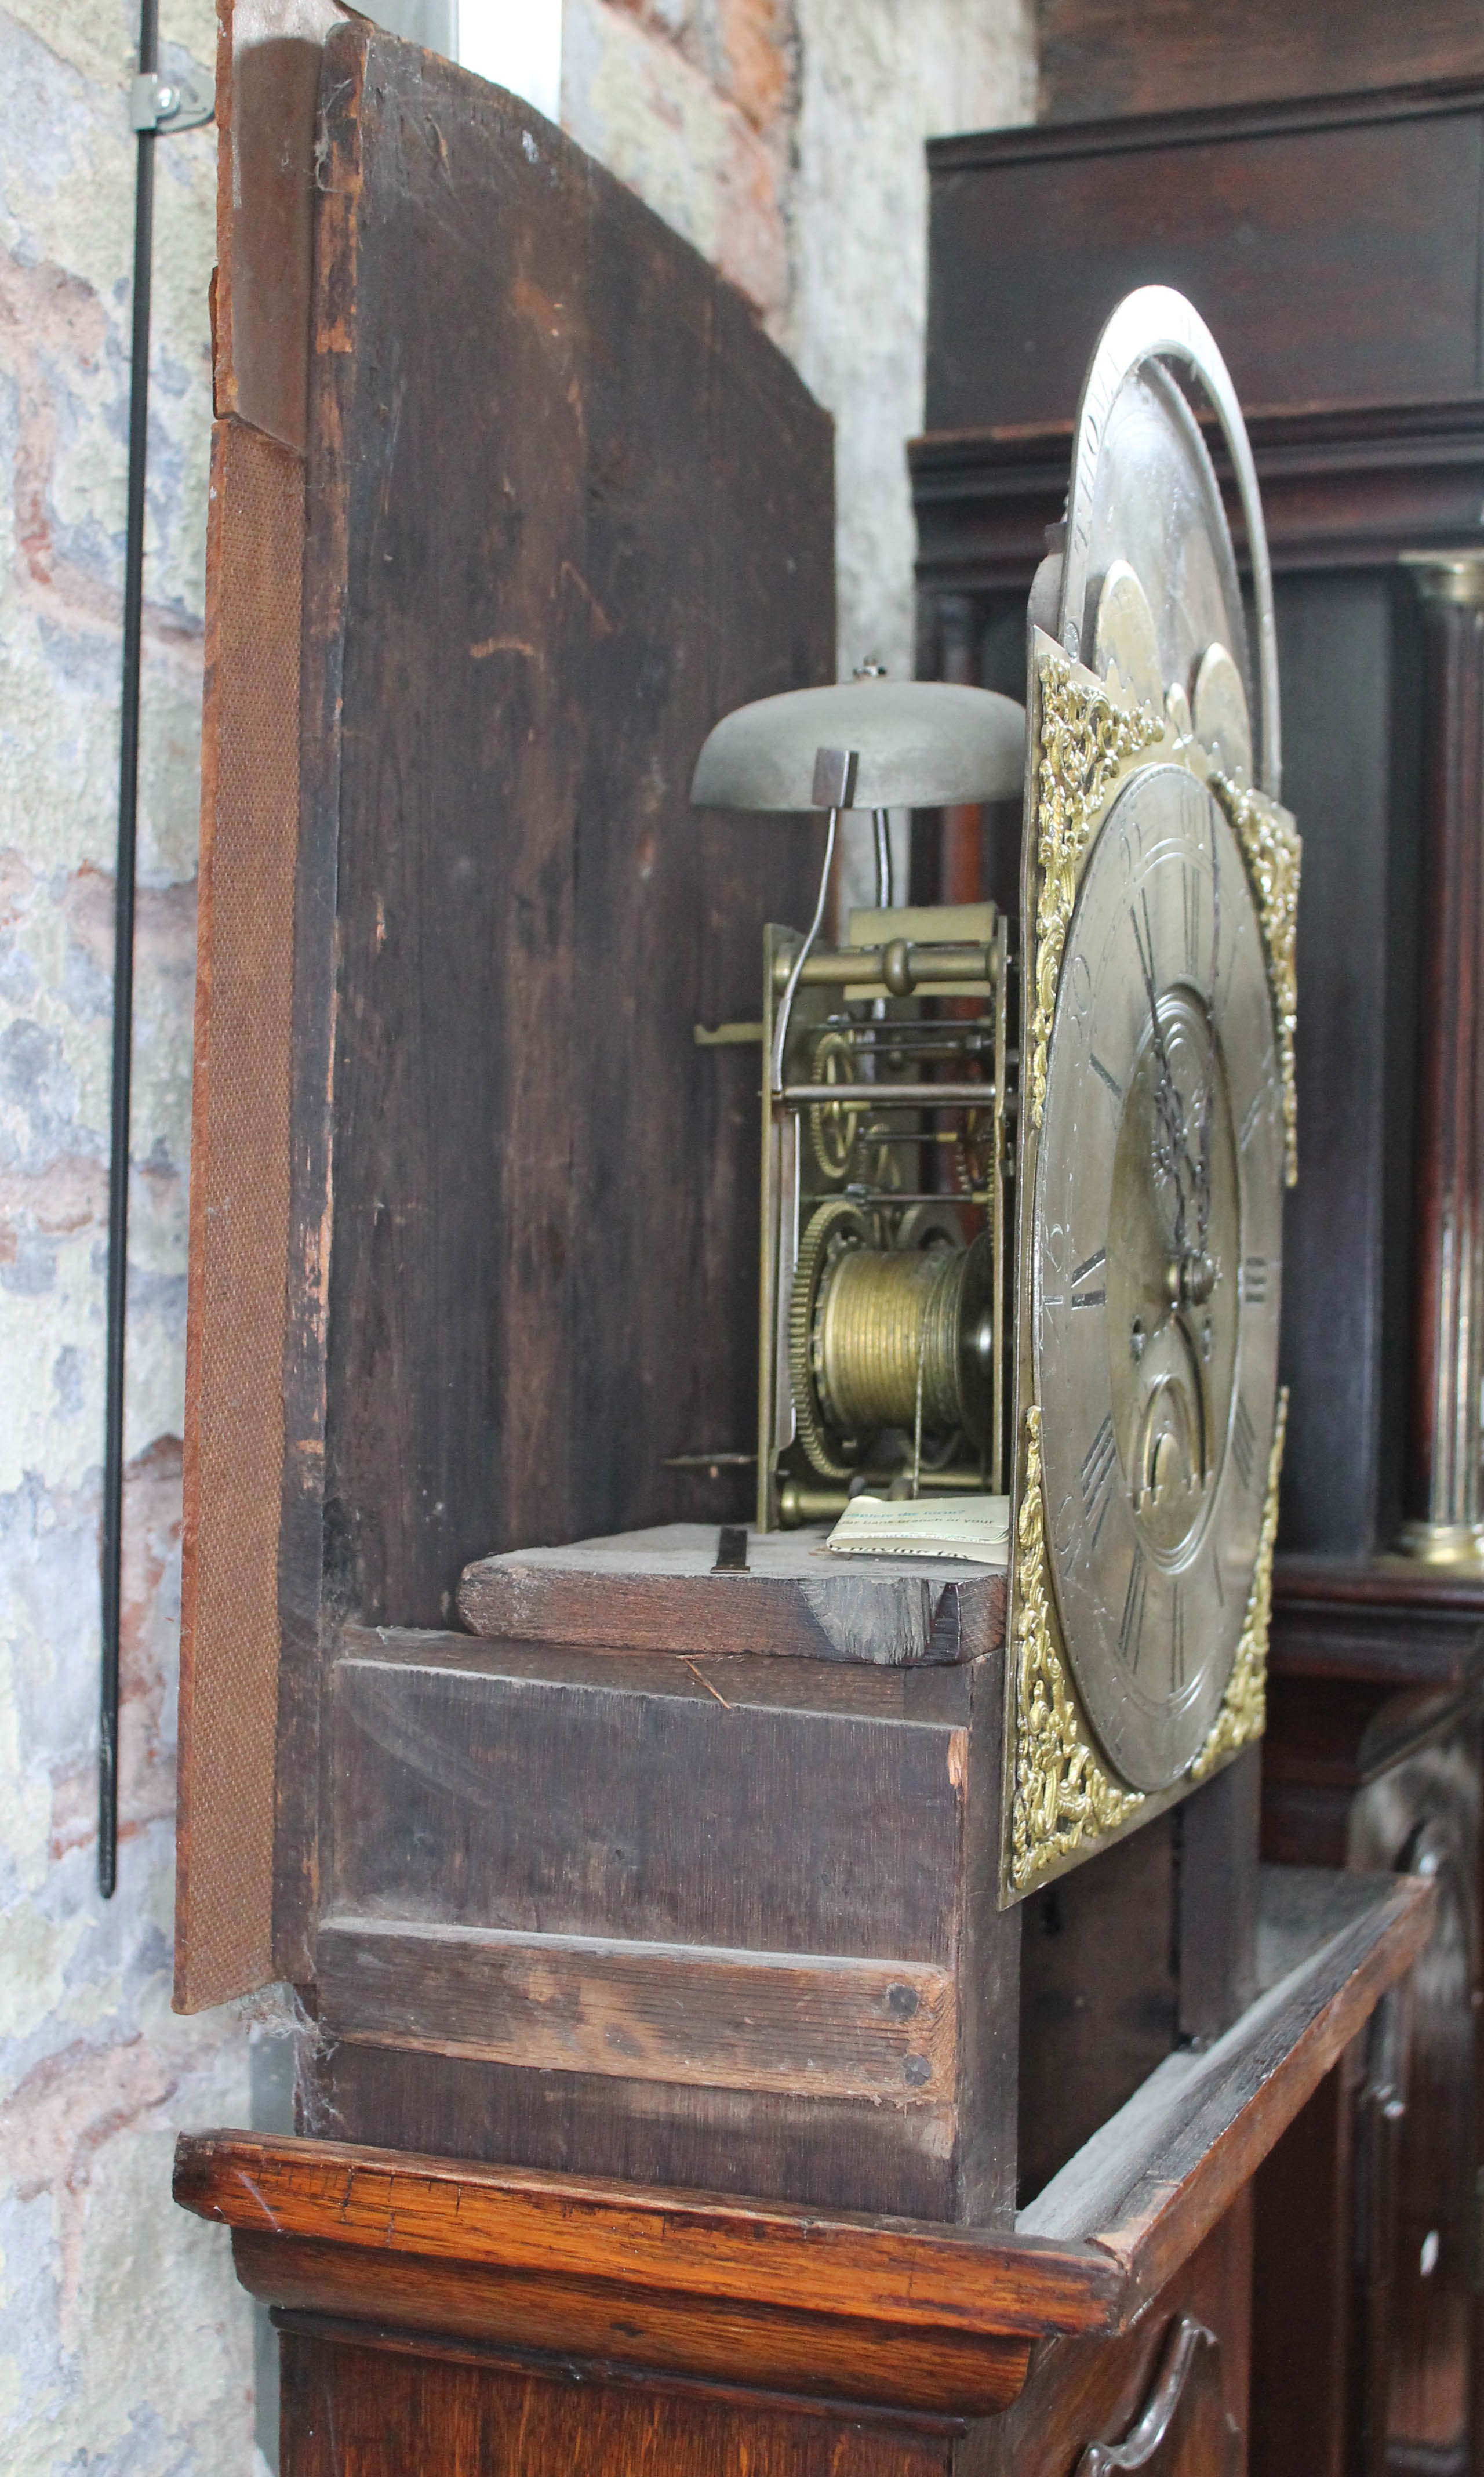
[
  {"x1": 1010, "y1": 1405, "x2": 1145, "y2": 1894},
  {"x1": 1191, "y1": 1386, "x2": 1287, "y2": 1782},
  {"x1": 1027, "y1": 652, "x2": 1163, "y2": 1132},
  {"x1": 1212, "y1": 774, "x2": 1301, "y2": 1187}
]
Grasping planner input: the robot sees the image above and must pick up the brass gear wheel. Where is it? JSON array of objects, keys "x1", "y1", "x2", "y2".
[
  {"x1": 788, "y1": 1198, "x2": 875, "y2": 1480},
  {"x1": 808, "y1": 1032, "x2": 863, "y2": 1181},
  {"x1": 807, "y1": 1030, "x2": 898, "y2": 1189}
]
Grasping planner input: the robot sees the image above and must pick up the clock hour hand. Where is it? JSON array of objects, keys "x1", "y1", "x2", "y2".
[
  {"x1": 1191, "y1": 809, "x2": 1220, "y2": 1256},
  {"x1": 1131, "y1": 893, "x2": 1216, "y2": 1309},
  {"x1": 1130, "y1": 894, "x2": 1191, "y2": 1259}
]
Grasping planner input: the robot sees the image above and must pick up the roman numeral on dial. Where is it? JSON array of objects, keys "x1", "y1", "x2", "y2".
[
  {"x1": 1120, "y1": 1545, "x2": 1148, "y2": 1670},
  {"x1": 1232, "y1": 1394, "x2": 1257, "y2": 1492},
  {"x1": 1172, "y1": 1583, "x2": 1185, "y2": 1691},
  {"x1": 1071, "y1": 1248, "x2": 1107, "y2": 1310},
  {"x1": 1241, "y1": 1255, "x2": 1268, "y2": 1305},
  {"x1": 1081, "y1": 1414, "x2": 1117, "y2": 1552},
  {"x1": 1181, "y1": 864, "x2": 1200, "y2": 975}
]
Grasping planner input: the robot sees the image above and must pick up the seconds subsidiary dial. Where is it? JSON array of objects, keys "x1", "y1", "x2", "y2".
[{"x1": 1034, "y1": 758, "x2": 1285, "y2": 1792}]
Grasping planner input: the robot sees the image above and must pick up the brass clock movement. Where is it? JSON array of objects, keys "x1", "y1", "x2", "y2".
[{"x1": 692, "y1": 287, "x2": 1301, "y2": 1904}]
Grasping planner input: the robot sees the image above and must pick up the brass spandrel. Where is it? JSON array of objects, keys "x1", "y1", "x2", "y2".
[
  {"x1": 1027, "y1": 653, "x2": 1163, "y2": 1134},
  {"x1": 1211, "y1": 775, "x2": 1301, "y2": 1189}
]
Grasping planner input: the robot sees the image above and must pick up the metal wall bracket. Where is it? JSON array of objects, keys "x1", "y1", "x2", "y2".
[{"x1": 129, "y1": 68, "x2": 214, "y2": 132}]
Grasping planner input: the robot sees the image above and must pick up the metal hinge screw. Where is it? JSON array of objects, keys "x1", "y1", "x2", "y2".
[{"x1": 129, "y1": 68, "x2": 214, "y2": 133}]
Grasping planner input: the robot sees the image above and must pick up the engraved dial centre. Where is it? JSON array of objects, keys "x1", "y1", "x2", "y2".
[{"x1": 1106, "y1": 993, "x2": 1241, "y2": 1566}]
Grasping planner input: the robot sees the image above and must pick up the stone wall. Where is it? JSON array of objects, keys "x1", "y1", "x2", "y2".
[
  {"x1": 0, "y1": 0, "x2": 270, "y2": 2463},
  {"x1": 0, "y1": 1, "x2": 1031, "y2": 2466}
]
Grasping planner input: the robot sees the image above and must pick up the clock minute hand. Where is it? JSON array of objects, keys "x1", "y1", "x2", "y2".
[
  {"x1": 1131, "y1": 893, "x2": 1191, "y2": 1260},
  {"x1": 1192, "y1": 804, "x2": 1221, "y2": 1256}
]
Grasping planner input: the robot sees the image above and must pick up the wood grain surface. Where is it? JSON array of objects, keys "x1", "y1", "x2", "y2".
[
  {"x1": 1019, "y1": 1868, "x2": 1432, "y2": 2313},
  {"x1": 176, "y1": 1865, "x2": 1434, "y2": 2417},
  {"x1": 175, "y1": 0, "x2": 351, "y2": 2008},
  {"x1": 327, "y1": 1637, "x2": 973, "y2": 1960},
  {"x1": 926, "y1": 86, "x2": 1484, "y2": 434},
  {"x1": 253, "y1": 2234, "x2": 1033, "y2": 2419},
  {"x1": 271, "y1": 24, "x2": 834, "y2": 1973},
  {"x1": 965, "y1": 2196, "x2": 1252, "y2": 2477},
  {"x1": 912, "y1": 400, "x2": 1484, "y2": 601},
  {"x1": 1036, "y1": 1, "x2": 1484, "y2": 125},
  {"x1": 316, "y1": 1919, "x2": 956, "y2": 2102},
  {"x1": 271, "y1": 2200, "x2": 1250, "y2": 2472},
  {"x1": 316, "y1": 1629, "x2": 1014, "y2": 2221},
  {"x1": 457, "y1": 1525, "x2": 1006, "y2": 1665},
  {"x1": 1017, "y1": 1812, "x2": 1179, "y2": 2208},
  {"x1": 304, "y1": 2042, "x2": 981, "y2": 2227},
  {"x1": 177, "y1": 2129, "x2": 1116, "y2": 2328},
  {"x1": 276, "y1": 2318, "x2": 975, "y2": 2471},
  {"x1": 1250, "y1": 2056, "x2": 1356, "y2": 2477}
]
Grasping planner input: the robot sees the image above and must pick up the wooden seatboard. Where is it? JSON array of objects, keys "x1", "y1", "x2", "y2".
[
  {"x1": 458, "y1": 1524, "x2": 1006, "y2": 1664},
  {"x1": 176, "y1": 1865, "x2": 1433, "y2": 2414}
]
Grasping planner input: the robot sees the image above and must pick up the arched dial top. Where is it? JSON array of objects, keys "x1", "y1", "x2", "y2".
[
  {"x1": 1033, "y1": 760, "x2": 1285, "y2": 1793},
  {"x1": 1059, "y1": 286, "x2": 1281, "y2": 802}
]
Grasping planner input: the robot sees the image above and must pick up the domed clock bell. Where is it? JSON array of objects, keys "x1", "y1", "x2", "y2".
[{"x1": 692, "y1": 286, "x2": 1301, "y2": 1901}]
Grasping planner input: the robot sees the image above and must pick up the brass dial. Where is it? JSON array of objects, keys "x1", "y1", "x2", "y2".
[{"x1": 1033, "y1": 760, "x2": 1284, "y2": 1792}]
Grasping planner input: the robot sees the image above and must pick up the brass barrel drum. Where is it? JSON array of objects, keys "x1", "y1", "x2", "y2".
[{"x1": 789, "y1": 1201, "x2": 995, "y2": 1479}]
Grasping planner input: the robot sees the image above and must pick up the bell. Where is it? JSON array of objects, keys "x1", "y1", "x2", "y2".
[
  {"x1": 690, "y1": 675, "x2": 1025, "y2": 813},
  {"x1": 691, "y1": 674, "x2": 1026, "y2": 1090}
]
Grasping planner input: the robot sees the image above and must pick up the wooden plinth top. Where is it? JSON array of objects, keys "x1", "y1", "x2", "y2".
[{"x1": 174, "y1": 1868, "x2": 1430, "y2": 2416}]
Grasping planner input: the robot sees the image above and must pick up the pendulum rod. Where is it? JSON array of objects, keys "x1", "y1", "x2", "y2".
[{"x1": 100, "y1": 0, "x2": 161, "y2": 1898}]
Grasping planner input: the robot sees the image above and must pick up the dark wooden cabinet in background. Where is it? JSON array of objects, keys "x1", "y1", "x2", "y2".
[
  {"x1": 1265, "y1": 1566, "x2": 1484, "y2": 2472},
  {"x1": 914, "y1": 77, "x2": 1484, "y2": 2475}
]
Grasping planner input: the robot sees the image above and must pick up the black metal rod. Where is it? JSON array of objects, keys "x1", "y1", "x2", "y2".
[{"x1": 101, "y1": 0, "x2": 159, "y2": 1898}]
